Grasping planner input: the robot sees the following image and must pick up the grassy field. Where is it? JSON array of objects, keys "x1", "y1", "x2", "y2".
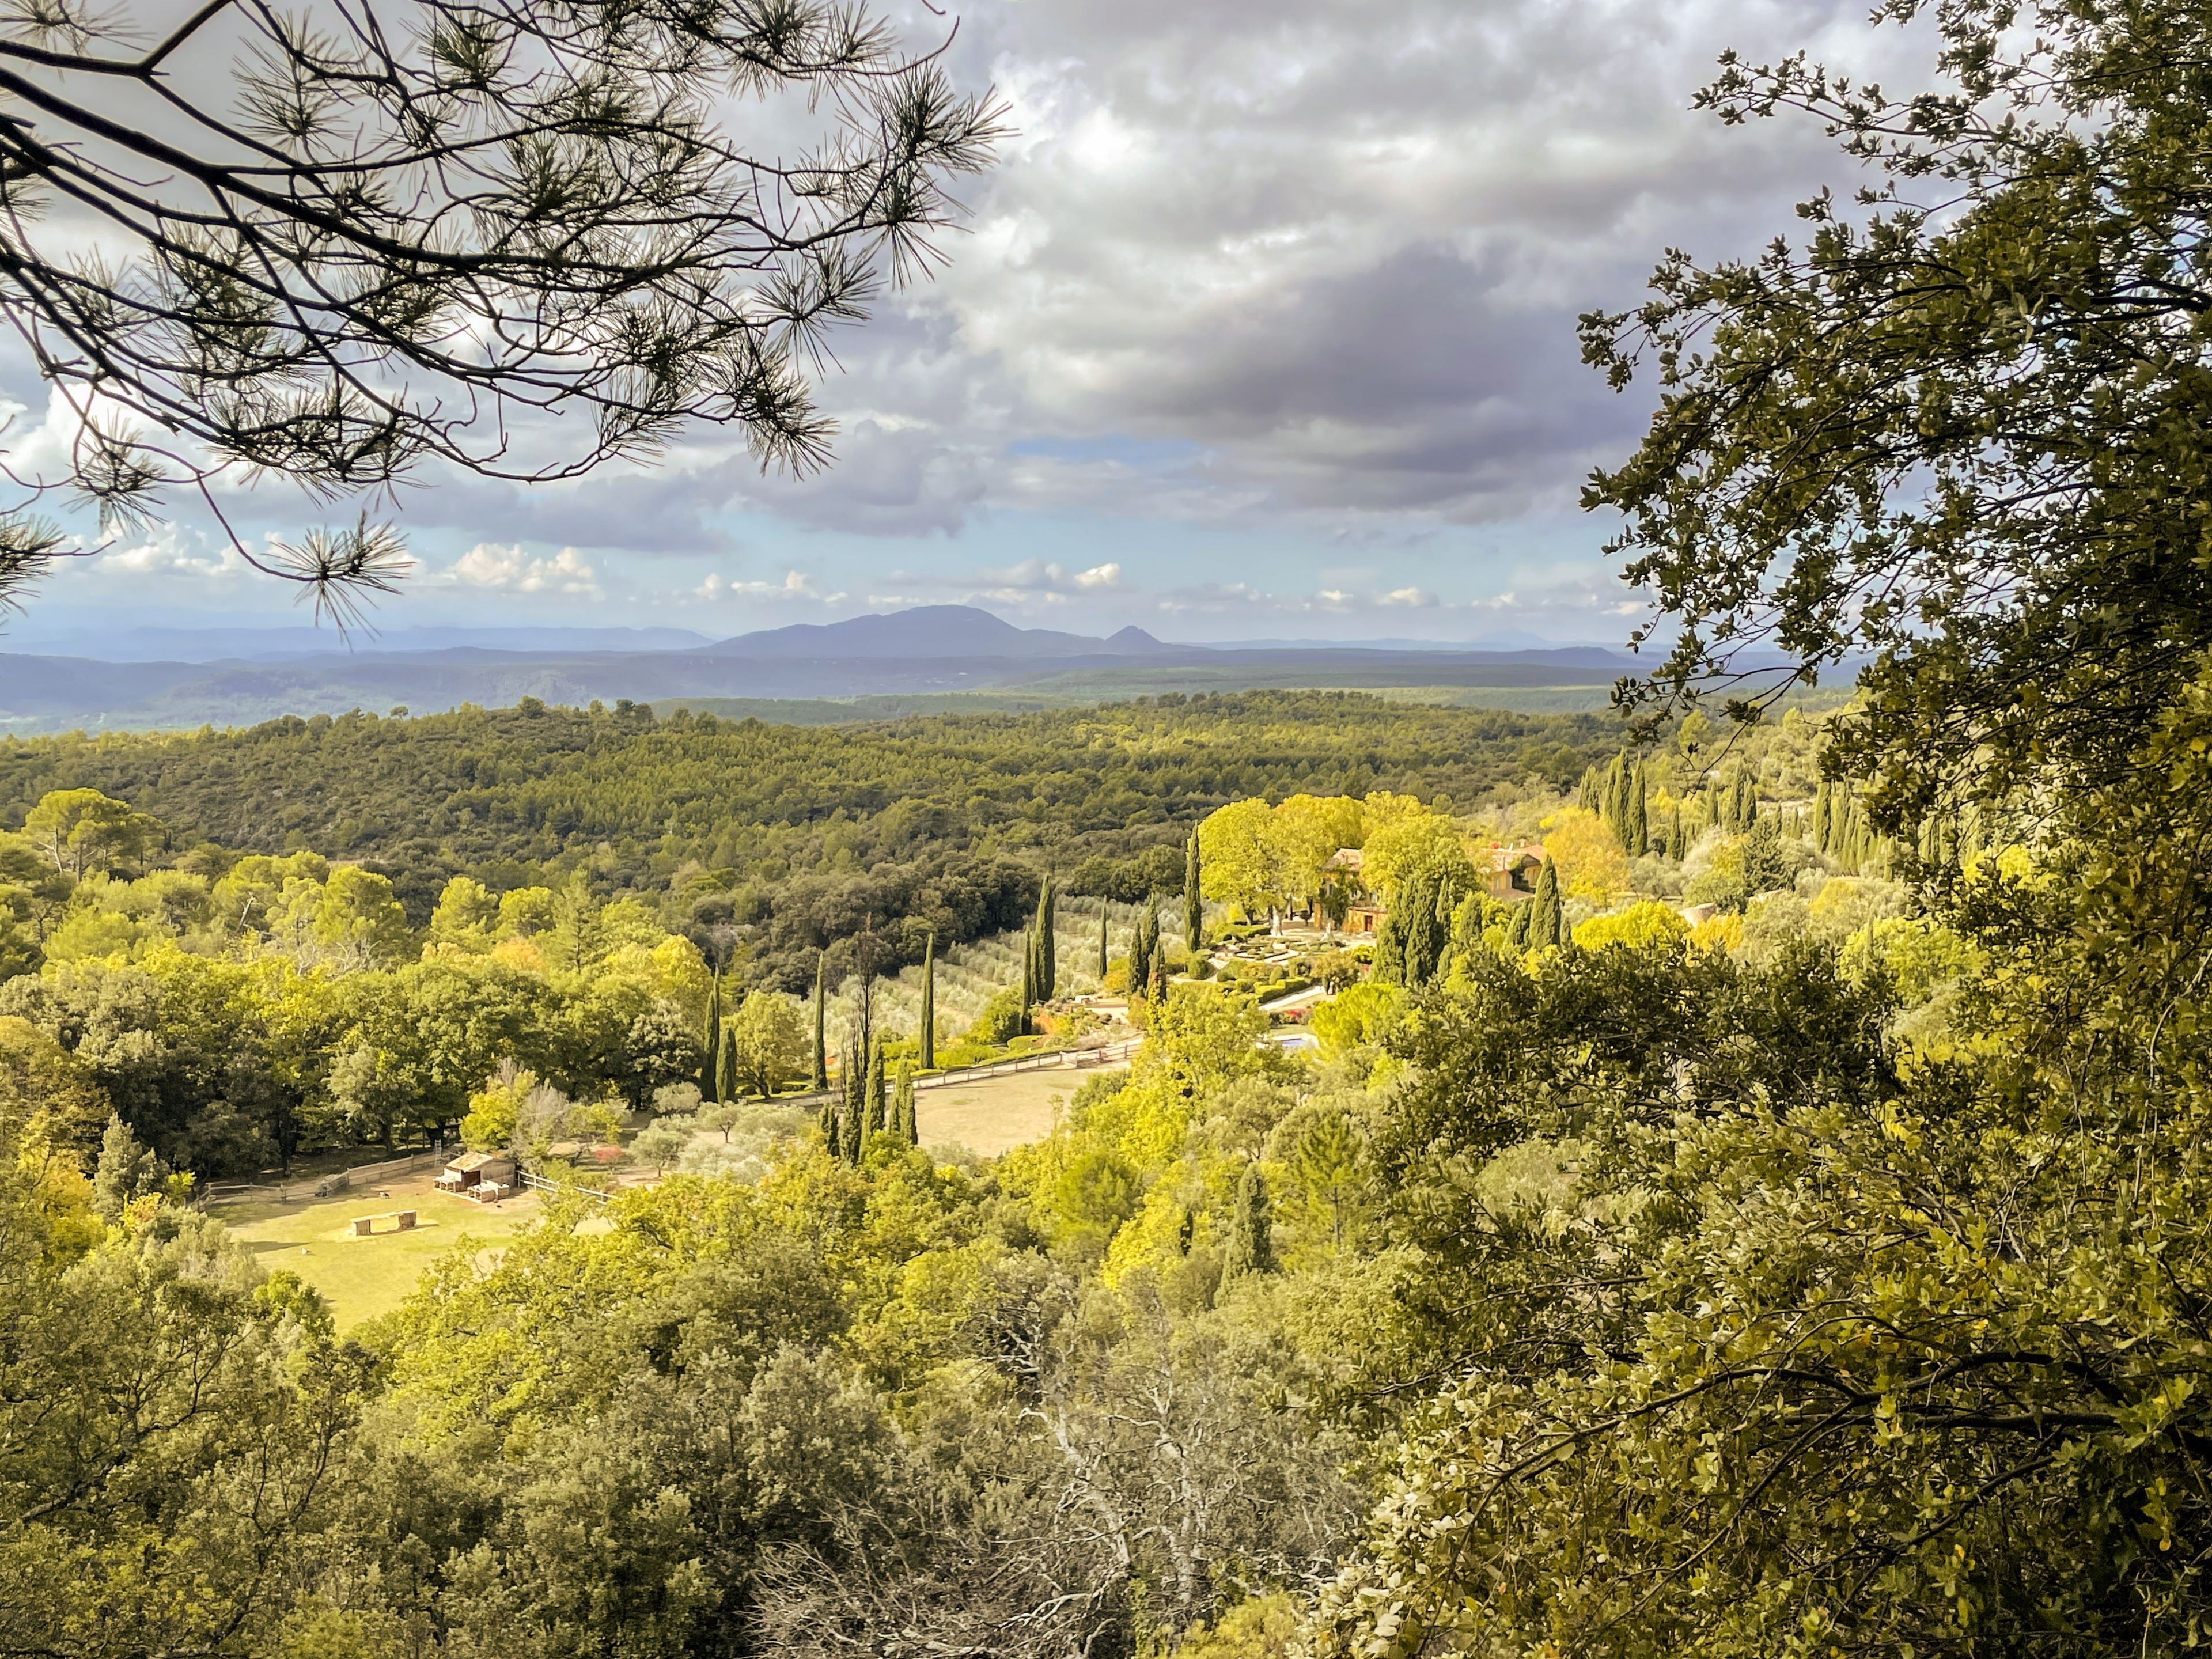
[
  {"x1": 209, "y1": 1173, "x2": 543, "y2": 1330},
  {"x1": 916, "y1": 1064, "x2": 1122, "y2": 1158},
  {"x1": 209, "y1": 1073, "x2": 1093, "y2": 1321}
]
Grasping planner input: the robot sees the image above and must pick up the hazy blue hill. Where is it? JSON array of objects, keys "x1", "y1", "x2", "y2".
[
  {"x1": 696, "y1": 603, "x2": 1174, "y2": 660},
  {"x1": 0, "y1": 605, "x2": 1643, "y2": 733}
]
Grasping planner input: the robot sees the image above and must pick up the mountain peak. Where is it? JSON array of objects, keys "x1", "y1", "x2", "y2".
[{"x1": 700, "y1": 604, "x2": 1165, "y2": 661}]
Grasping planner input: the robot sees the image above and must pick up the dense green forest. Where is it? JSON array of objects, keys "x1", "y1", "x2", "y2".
[
  {"x1": 14, "y1": 2, "x2": 2212, "y2": 1657},
  {"x1": 0, "y1": 692, "x2": 1614, "y2": 986}
]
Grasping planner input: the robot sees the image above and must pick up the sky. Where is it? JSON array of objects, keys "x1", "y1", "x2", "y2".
[{"x1": 6, "y1": 0, "x2": 1930, "y2": 649}]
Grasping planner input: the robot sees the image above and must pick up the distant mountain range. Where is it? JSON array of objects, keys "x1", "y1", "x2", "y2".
[{"x1": 0, "y1": 604, "x2": 1645, "y2": 732}]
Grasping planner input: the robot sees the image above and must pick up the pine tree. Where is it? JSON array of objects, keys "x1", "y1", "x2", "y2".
[
  {"x1": 92, "y1": 1113, "x2": 162, "y2": 1221},
  {"x1": 894, "y1": 1061, "x2": 916, "y2": 1142},
  {"x1": 919, "y1": 933, "x2": 937, "y2": 1070},
  {"x1": 864, "y1": 1033, "x2": 887, "y2": 1136},
  {"x1": 810, "y1": 954, "x2": 828, "y2": 1092},
  {"x1": 1222, "y1": 1161, "x2": 1275, "y2": 1281},
  {"x1": 716, "y1": 1021, "x2": 737, "y2": 1104},
  {"x1": 1532, "y1": 857, "x2": 1563, "y2": 948},
  {"x1": 1184, "y1": 832, "x2": 1204, "y2": 958},
  {"x1": 700, "y1": 970, "x2": 724, "y2": 1101}
]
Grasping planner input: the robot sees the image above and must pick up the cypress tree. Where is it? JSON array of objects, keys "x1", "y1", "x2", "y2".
[
  {"x1": 700, "y1": 970, "x2": 723, "y2": 1101},
  {"x1": 1150, "y1": 950, "x2": 1169, "y2": 1003},
  {"x1": 1627, "y1": 760, "x2": 1649, "y2": 855},
  {"x1": 1813, "y1": 781, "x2": 1833, "y2": 852},
  {"x1": 1130, "y1": 906, "x2": 1155, "y2": 1000},
  {"x1": 894, "y1": 1061, "x2": 916, "y2": 1142},
  {"x1": 842, "y1": 1032, "x2": 865, "y2": 1163},
  {"x1": 1184, "y1": 832, "x2": 1204, "y2": 957},
  {"x1": 1373, "y1": 881, "x2": 1411, "y2": 984},
  {"x1": 864, "y1": 1033, "x2": 887, "y2": 1136},
  {"x1": 1577, "y1": 764, "x2": 1600, "y2": 813},
  {"x1": 810, "y1": 954, "x2": 828, "y2": 1092},
  {"x1": 1507, "y1": 899, "x2": 1533, "y2": 949},
  {"x1": 1602, "y1": 753, "x2": 1628, "y2": 845},
  {"x1": 919, "y1": 933, "x2": 937, "y2": 1070},
  {"x1": 820, "y1": 1099, "x2": 839, "y2": 1159},
  {"x1": 716, "y1": 1021, "x2": 737, "y2": 1104},
  {"x1": 1098, "y1": 903, "x2": 1109, "y2": 980},
  {"x1": 1222, "y1": 1161, "x2": 1275, "y2": 1281},
  {"x1": 1020, "y1": 928, "x2": 1036, "y2": 1032},
  {"x1": 1532, "y1": 857, "x2": 1563, "y2": 947},
  {"x1": 1037, "y1": 876, "x2": 1057, "y2": 1001}
]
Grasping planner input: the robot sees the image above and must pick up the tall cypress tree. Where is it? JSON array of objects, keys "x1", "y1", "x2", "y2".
[
  {"x1": 716, "y1": 1021, "x2": 737, "y2": 1104},
  {"x1": 1184, "y1": 832, "x2": 1204, "y2": 959},
  {"x1": 1532, "y1": 857, "x2": 1563, "y2": 948},
  {"x1": 1222, "y1": 1161, "x2": 1275, "y2": 1281},
  {"x1": 820, "y1": 1098, "x2": 839, "y2": 1160},
  {"x1": 919, "y1": 932, "x2": 937, "y2": 1070},
  {"x1": 864, "y1": 1033, "x2": 886, "y2": 1137},
  {"x1": 1020, "y1": 927, "x2": 1036, "y2": 1033},
  {"x1": 700, "y1": 970, "x2": 723, "y2": 1101},
  {"x1": 1507, "y1": 898, "x2": 1533, "y2": 949},
  {"x1": 1098, "y1": 903, "x2": 1109, "y2": 980},
  {"x1": 1627, "y1": 760, "x2": 1649, "y2": 855},
  {"x1": 810, "y1": 954, "x2": 828, "y2": 1092},
  {"x1": 1036, "y1": 876, "x2": 1057, "y2": 1001},
  {"x1": 894, "y1": 1061, "x2": 916, "y2": 1142},
  {"x1": 842, "y1": 1031, "x2": 865, "y2": 1163}
]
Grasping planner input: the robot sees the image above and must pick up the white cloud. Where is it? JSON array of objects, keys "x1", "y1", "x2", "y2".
[
  {"x1": 444, "y1": 544, "x2": 601, "y2": 597},
  {"x1": 99, "y1": 525, "x2": 243, "y2": 580},
  {"x1": 694, "y1": 569, "x2": 839, "y2": 604}
]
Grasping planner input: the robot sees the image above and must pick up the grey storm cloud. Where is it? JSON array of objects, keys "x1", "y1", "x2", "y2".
[
  {"x1": 708, "y1": 0, "x2": 1919, "y2": 537},
  {"x1": 2, "y1": 0, "x2": 1930, "y2": 566}
]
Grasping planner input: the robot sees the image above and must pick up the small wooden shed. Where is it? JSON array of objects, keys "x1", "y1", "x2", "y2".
[{"x1": 435, "y1": 1150, "x2": 516, "y2": 1196}]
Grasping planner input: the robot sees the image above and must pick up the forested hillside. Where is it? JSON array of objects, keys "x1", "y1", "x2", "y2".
[{"x1": 0, "y1": 692, "x2": 1613, "y2": 986}]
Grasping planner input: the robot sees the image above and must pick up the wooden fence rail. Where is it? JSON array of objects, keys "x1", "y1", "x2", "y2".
[{"x1": 200, "y1": 1149, "x2": 446, "y2": 1207}]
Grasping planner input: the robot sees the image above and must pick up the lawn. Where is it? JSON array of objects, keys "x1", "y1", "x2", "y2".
[
  {"x1": 209, "y1": 1172, "x2": 543, "y2": 1330},
  {"x1": 916, "y1": 1064, "x2": 1124, "y2": 1158}
]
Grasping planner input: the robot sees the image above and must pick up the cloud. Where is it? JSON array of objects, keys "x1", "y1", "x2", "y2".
[
  {"x1": 896, "y1": 558, "x2": 1126, "y2": 595},
  {"x1": 90, "y1": 525, "x2": 244, "y2": 581},
  {"x1": 692, "y1": 569, "x2": 846, "y2": 605},
  {"x1": 443, "y1": 544, "x2": 602, "y2": 597}
]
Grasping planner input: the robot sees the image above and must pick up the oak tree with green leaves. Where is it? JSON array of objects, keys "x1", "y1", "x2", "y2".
[{"x1": 1585, "y1": 0, "x2": 2212, "y2": 831}]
